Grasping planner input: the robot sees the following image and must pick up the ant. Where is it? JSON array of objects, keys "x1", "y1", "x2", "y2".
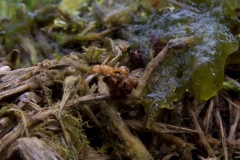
[{"x1": 90, "y1": 56, "x2": 129, "y2": 76}]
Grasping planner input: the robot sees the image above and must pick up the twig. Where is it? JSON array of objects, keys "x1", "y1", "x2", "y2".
[
  {"x1": 227, "y1": 99, "x2": 240, "y2": 141},
  {"x1": 215, "y1": 107, "x2": 228, "y2": 160},
  {"x1": 0, "y1": 117, "x2": 14, "y2": 132},
  {"x1": 186, "y1": 104, "x2": 216, "y2": 157},
  {"x1": 65, "y1": 94, "x2": 111, "y2": 107},
  {"x1": 0, "y1": 66, "x2": 38, "y2": 78},
  {"x1": 127, "y1": 120, "x2": 196, "y2": 149},
  {"x1": 162, "y1": 151, "x2": 178, "y2": 160},
  {"x1": 0, "y1": 122, "x2": 25, "y2": 153},
  {"x1": 59, "y1": 27, "x2": 117, "y2": 47},
  {"x1": 132, "y1": 37, "x2": 194, "y2": 99},
  {"x1": 57, "y1": 75, "x2": 79, "y2": 160},
  {"x1": 125, "y1": 120, "x2": 198, "y2": 133},
  {"x1": 203, "y1": 99, "x2": 214, "y2": 132},
  {"x1": 82, "y1": 104, "x2": 101, "y2": 127},
  {"x1": 195, "y1": 101, "x2": 208, "y2": 117},
  {"x1": 101, "y1": 103, "x2": 153, "y2": 160},
  {"x1": 0, "y1": 75, "x2": 54, "y2": 102},
  {"x1": 224, "y1": 96, "x2": 240, "y2": 110},
  {"x1": 10, "y1": 109, "x2": 30, "y2": 137},
  {"x1": 225, "y1": 75, "x2": 240, "y2": 88},
  {"x1": 0, "y1": 107, "x2": 56, "y2": 153}
]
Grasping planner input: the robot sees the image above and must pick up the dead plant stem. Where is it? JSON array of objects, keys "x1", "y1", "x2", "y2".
[
  {"x1": 187, "y1": 104, "x2": 216, "y2": 157},
  {"x1": 215, "y1": 107, "x2": 228, "y2": 160}
]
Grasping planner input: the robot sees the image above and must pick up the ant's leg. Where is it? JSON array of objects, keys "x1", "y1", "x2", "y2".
[
  {"x1": 105, "y1": 38, "x2": 123, "y2": 66},
  {"x1": 101, "y1": 56, "x2": 110, "y2": 65},
  {"x1": 114, "y1": 62, "x2": 119, "y2": 69},
  {"x1": 109, "y1": 46, "x2": 122, "y2": 66}
]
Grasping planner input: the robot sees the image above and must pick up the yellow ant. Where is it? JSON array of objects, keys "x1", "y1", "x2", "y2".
[
  {"x1": 90, "y1": 56, "x2": 129, "y2": 76},
  {"x1": 79, "y1": 56, "x2": 129, "y2": 87}
]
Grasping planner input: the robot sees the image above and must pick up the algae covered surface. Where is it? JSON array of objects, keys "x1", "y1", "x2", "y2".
[
  {"x1": 1, "y1": 0, "x2": 240, "y2": 159},
  {"x1": 133, "y1": 1, "x2": 239, "y2": 107}
]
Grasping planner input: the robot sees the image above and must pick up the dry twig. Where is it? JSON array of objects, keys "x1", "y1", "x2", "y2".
[{"x1": 187, "y1": 103, "x2": 216, "y2": 157}]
